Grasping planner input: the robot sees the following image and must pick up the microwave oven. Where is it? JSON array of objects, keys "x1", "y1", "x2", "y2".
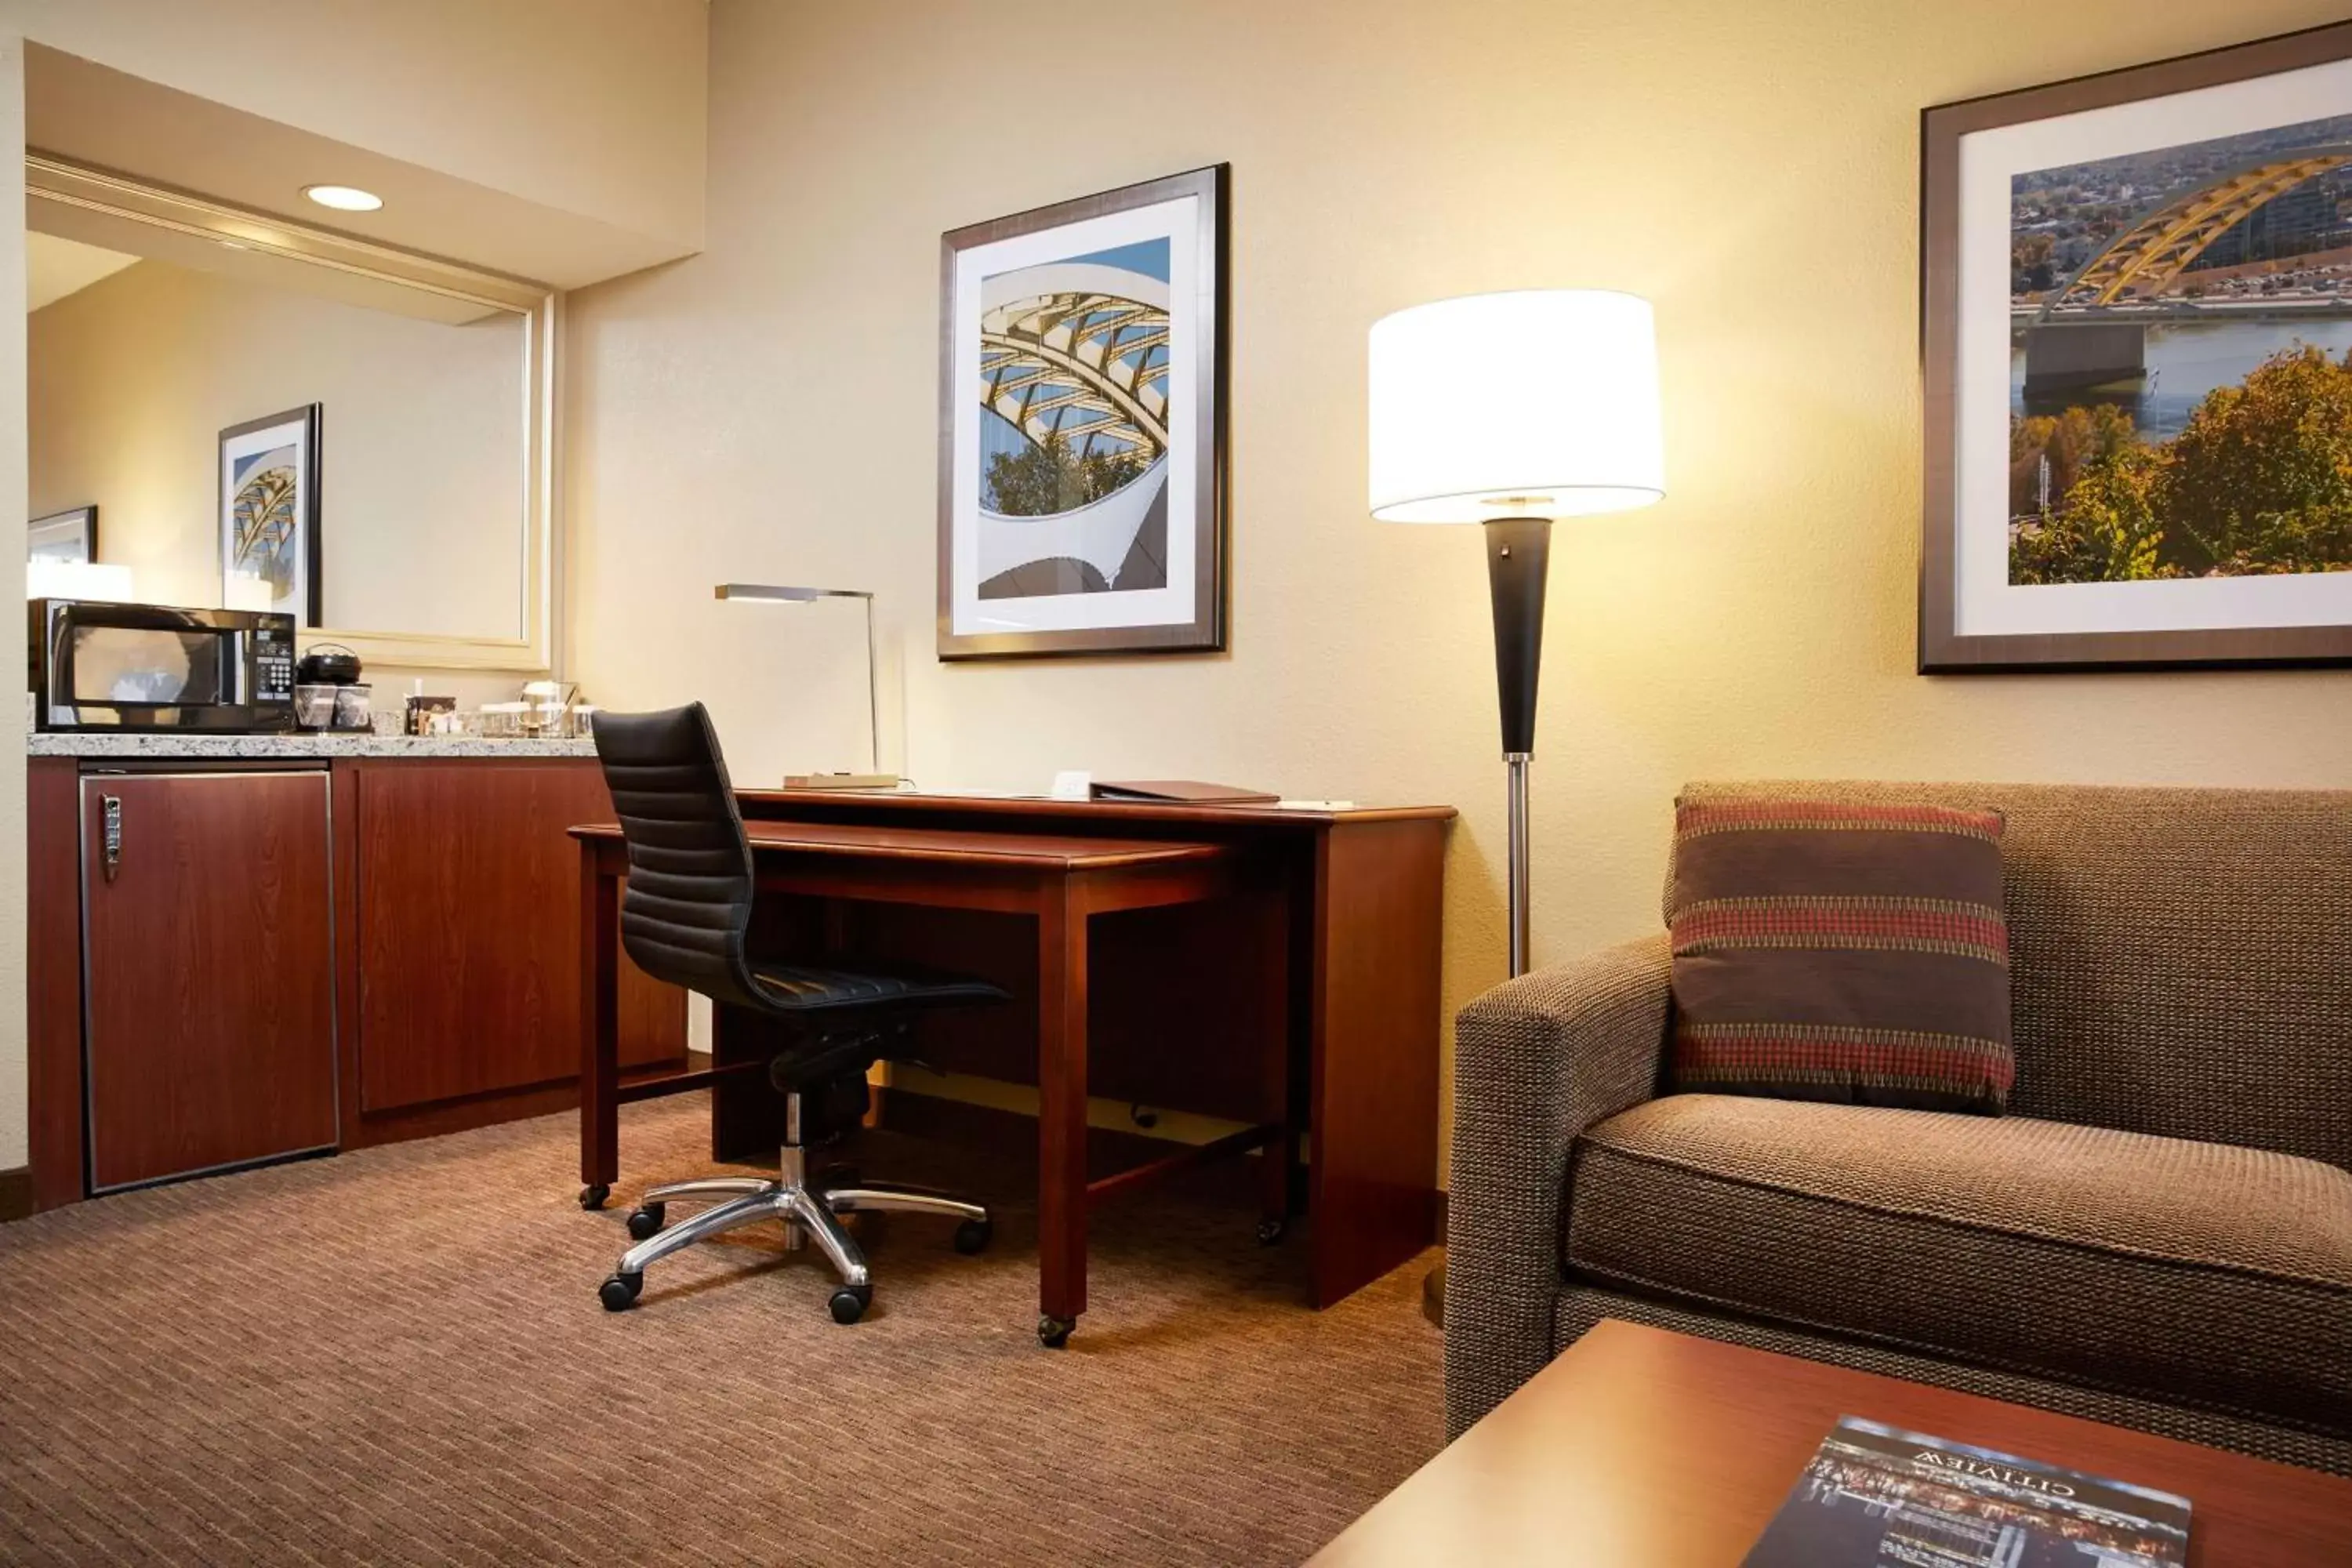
[{"x1": 29, "y1": 599, "x2": 296, "y2": 733}]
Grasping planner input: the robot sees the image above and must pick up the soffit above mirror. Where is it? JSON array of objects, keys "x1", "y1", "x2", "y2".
[
  {"x1": 27, "y1": 157, "x2": 529, "y2": 326},
  {"x1": 27, "y1": 43, "x2": 695, "y2": 292},
  {"x1": 27, "y1": 232, "x2": 136, "y2": 311}
]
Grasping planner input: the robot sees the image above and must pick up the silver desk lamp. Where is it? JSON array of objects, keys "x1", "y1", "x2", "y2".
[{"x1": 713, "y1": 583, "x2": 898, "y2": 789}]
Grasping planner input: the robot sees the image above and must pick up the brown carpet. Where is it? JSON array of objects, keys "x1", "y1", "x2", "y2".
[{"x1": 0, "y1": 1094, "x2": 1442, "y2": 1566}]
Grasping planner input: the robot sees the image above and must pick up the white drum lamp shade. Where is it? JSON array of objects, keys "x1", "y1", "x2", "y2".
[{"x1": 1368, "y1": 289, "x2": 1664, "y2": 524}]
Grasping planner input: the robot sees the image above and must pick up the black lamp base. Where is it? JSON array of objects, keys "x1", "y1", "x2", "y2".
[{"x1": 1483, "y1": 517, "x2": 1552, "y2": 757}]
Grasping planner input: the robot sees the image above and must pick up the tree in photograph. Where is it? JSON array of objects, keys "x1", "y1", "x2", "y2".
[
  {"x1": 2009, "y1": 402, "x2": 2136, "y2": 518},
  {"x1": 2012, "y1": 343, "x2": 2352, "y2": 584},
  {"x1": 2010, "y1": 232, "x2": 2056, "y2": 296},
  {"x1": 985, "y1": 430, "x2": 1149, "y2": 517},
  {"x1": 2155, "y1": 343, "x2": 2352, "y2": 576},
  {"x1": 2011, "y1": 442, "x2": 2168, "y2": 585}
]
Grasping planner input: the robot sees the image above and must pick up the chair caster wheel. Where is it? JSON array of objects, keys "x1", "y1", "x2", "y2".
[
  {"x1": 598, "y1": 1272, "x2": 642, "y2": 1312},
  {"x1": 1037, "y1": 1313, "x2": 1075, "y2": 1348},
  {"x1": 579, "y1": 1183, "x2": 610, "y2": 1210},
  {"x1": 1256, "y1": 1218, "x2": 1287, "y2": 1246},
  {"x1": 626, "y1": 1203, "x2": 666, "y2": 1241},
  {"x1": 953, "y1": 1216, "x2": 993, "y2": 1254},
  {"x1": 829, "y1": 1285, "x2": 873, "y2": 1325}
]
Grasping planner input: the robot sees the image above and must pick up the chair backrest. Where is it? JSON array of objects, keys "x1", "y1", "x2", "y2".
[
  {"x1": 1678, "y1": 779, "x2": 2352, "y2": 1171},
  {"x1": 591, "y1": 702, "x2": 768, "y2": 1011}
]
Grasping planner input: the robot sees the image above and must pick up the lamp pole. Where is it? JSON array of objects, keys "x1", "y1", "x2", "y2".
[
  {"x1": 857, "y1": 591, "x2": 880, "y2": 776},
  {"x1": 1484, "y1": 516, "x2": 1550, "y2": 978}
]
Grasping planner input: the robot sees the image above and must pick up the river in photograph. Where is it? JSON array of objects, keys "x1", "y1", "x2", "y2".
[{"x1": 2011, "y1": 315, "x2": 2352, "y2": 438}]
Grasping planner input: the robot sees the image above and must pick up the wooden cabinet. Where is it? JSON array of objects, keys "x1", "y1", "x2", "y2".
[
  {"x1": 348, "y1": 760, "x2": 678, "y2": 1116},
  {"x1": 81, "y1": 771, "x2": 339, "y2": 1191},
  {"x1": 27, "y1": 753, "x2": 687, "y2": 1209}
]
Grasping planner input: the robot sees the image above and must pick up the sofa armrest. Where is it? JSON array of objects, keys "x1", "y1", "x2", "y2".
[{"x1": 1442, "y1": 931, "x2": 1673, "y2": 1437}]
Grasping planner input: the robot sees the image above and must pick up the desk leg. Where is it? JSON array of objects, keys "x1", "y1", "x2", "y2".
[
  {"x1": 1036, "y1": 877, "x2": 1088, "y2": 1346},
  {"x1": 1254, "y1": 876, "x2": 1295, "y2": 1241},
  {"x1": 1307, "y1": 818, "x2": 1445, "y2": 1306},
  {"x1": 579, "y1": 850, "x2": 620, "y2": 1210}
]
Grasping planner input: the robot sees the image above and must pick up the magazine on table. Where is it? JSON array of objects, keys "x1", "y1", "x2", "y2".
[{"x1": 1742, "y1": 1416, "x2": 2190, "y2": 1566}]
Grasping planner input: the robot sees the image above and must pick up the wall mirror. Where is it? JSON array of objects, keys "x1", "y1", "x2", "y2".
[{"x1": 26, "y1": 154, "x2": 557, "y2": 671}]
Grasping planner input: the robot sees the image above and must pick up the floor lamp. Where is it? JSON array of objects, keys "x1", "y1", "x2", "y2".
[{"x1": 1368, "y1": 290, "x2": 1664, "y2": 980}]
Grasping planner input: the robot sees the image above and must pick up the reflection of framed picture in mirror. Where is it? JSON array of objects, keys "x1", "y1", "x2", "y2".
[
  {"x1": 28, "y1": 504, "x2": 96, "y2": 564},
  {"x1": 1922, "y1": 21, "x2": 2352, "y2": 671},
  {"x1": 938, "y1": 165, "x2": 1227, "y2": 659},
  {"x1": 220, "y1": 403, "x2": 322, "y2": 626}
]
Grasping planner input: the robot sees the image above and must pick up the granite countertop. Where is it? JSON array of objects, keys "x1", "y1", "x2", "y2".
[{"x1": 27, "y1": 731, "x2": 600, "y2": 759}]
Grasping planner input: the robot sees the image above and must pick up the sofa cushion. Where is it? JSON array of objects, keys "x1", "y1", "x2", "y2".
[
  {"x1": 1564, "y1": 1094, "x2": 2352, "y2": 1438},
  {"x1": 1666, "y1": 797, "x2": 2013, "y2": 1112}
]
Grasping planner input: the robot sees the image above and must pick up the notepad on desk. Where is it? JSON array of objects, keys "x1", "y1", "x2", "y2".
[{"x1": 1090, "y1": 779, "x2": 1282, "y2": 805}]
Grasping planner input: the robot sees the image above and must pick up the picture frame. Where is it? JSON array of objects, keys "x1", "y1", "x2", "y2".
[
  {"x1": 937, "y1": 165, "x2": 1228, "y2": 659},
  {"x1": 1922, "y1": 21, "x2": 2352, "y2": 672},
  {"x1": 28, "y1": 505, "x2": 97, "y2": 565},
  {"x1": 219, "y1": 403, "x2": 323, "y2": 626}
]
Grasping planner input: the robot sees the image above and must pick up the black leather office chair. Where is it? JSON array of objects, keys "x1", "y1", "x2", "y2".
[{"x1": 590, "y1": 702, "x2": 1007, "y2": 1323}]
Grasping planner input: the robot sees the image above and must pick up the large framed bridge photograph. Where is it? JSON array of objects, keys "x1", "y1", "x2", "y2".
[
  {"x1": 938, "y1": 165, "x2": 1227, "y2": 659},
  {"x1": 1922, "y1": 23, "x2": 2352, "y2": 671}
]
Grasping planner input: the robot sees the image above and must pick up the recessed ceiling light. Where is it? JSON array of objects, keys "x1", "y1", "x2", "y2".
[{"x1": 303, "y1": 184, "x2": 383, "y2": 212}]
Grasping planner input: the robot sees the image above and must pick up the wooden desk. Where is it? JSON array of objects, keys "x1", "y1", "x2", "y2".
[
  {"x1": 575, "y1": 817, "x2": 1274, "y2": 1343},
  {"x1": 577, "y1": 789, "x2": 1455, "y2": 1327},
  {"x1": 1309, "y1": 1320, "x2": 2352, "y2": 1566},
  {"x1": 734, "y1": 789, "x2": 1457, "y2": 1308}
]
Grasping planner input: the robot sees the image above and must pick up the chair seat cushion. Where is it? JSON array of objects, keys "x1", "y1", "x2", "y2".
[
  {"x1": 1564, "y1": 1094, "x2": 2352, "y2": 1437},
  {"x1": 747, "y1": 961, "x2": 1008, "y2": 1014}
]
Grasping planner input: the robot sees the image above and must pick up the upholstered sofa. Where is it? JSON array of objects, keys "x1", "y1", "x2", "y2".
[{"x1": 1444, "y1": 780, "x2": 2352, "y2": 1475}]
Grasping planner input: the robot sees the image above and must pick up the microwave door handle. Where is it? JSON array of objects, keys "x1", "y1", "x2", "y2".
[{"x1": 100, "y1": 794, "x2": 123, "y2": 884}]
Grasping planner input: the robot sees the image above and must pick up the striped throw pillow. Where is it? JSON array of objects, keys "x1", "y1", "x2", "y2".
[{"x1": 1666, "y1": 797, "x2": 2014, "y2": 1112}]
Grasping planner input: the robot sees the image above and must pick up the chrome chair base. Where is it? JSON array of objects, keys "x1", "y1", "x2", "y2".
[{"x1": 597, "y1": 1093, "x2": 989, "y2": 1323}]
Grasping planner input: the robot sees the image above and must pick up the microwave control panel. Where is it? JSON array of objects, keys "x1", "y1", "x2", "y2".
[{"x1": 254, "y1": 626, "x2": 295, "y2": 702}]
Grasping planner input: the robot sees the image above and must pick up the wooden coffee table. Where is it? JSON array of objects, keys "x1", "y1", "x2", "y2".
[{"x1": 1311, "y1": 1319, "x2": 2352, "y2": 1566}]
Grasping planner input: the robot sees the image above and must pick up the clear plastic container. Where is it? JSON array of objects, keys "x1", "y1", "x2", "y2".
[
  {"x1": 477, "y1": 702, "x2": 529, "y2": 739},
  {"x1": 292, "y1": 684, "x2": 338, "y2": 730},
  {"x1": 332, "y1": 684, "x2": 372, "y2": 731}
]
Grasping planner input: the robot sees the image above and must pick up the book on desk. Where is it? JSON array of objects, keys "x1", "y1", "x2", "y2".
[{"x1": 1089, "y1": 780, "x2": 1282, "y2": 805}]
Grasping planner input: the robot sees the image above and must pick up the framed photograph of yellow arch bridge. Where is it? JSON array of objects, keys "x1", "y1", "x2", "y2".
[
  {"x1": 1922, "y1": 22, "x2": 2352, "y2": 671},
  {"x1": 938, "y1": 165, "x2": 1227, "y2": 659}
]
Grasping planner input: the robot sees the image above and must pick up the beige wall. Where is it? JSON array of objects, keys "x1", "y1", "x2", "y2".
[
  {"x1": 31, "y1": 257, "x2": 527, "y2": 640},
  {"x1": 0, "y1": 0, "x2": 707, "y2": 247},
  {"x1": 568, "y1": 0, "x2": 2352, "y2": 1183}
]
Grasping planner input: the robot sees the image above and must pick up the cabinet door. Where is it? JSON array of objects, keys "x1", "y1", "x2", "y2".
[
  {"x1": 354, "y1": 761, "x2": 683, "y2": 1113},
  {"x1": 82, "y1": 771, "x2": 339, "y2": 1191}
]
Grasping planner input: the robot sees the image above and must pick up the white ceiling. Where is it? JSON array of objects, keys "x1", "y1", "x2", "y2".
[{"x1": 27, "y1": 231, "x2": 138, "y2": 311}]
